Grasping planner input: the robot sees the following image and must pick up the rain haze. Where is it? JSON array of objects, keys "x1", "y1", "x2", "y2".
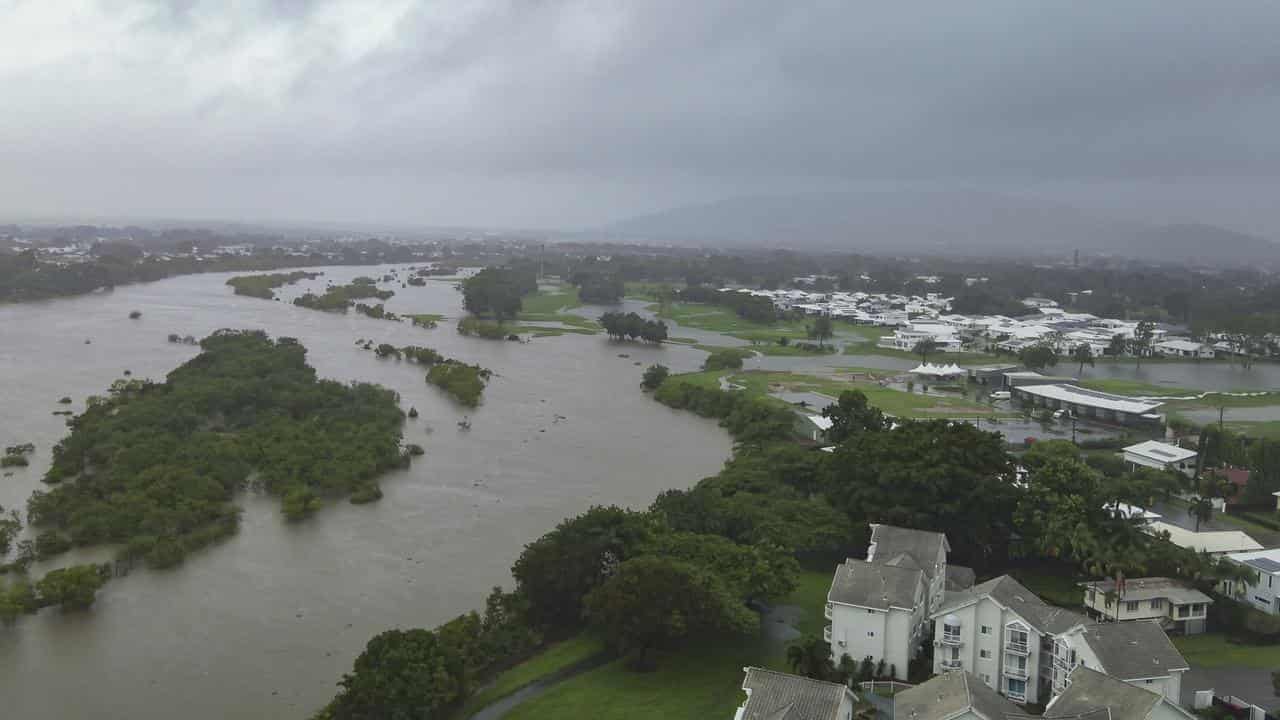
[{"x1": 2, "y1": 1, "x2": 1280, "y2": 236}]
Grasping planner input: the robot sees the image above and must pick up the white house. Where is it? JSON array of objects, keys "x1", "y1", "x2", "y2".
[
  {"x1": 826, "y1": 525, "x2": 951, "y2": 681},
  {"x1": 930, "y1": 575, "x2": 1087, "y2": 704},
  {"x1": 1146, "y1": 521, "x2": 1263, "y2": 556},
  {"x1": 1051, "y1": 621, "x2": 1190, "y2": 704},
  {"x1": 1081, "y1": 577, "x2": 1212, "y2": 634},
  {"x1": 1154, "y1": 340, "x2": 1215, "y2": 359},
  {"x1": 1122, "y1": 441, "x2": 1198, "y2": 477},
  {"x1": 1046, "y1": 667, "x2": 1197, "y2": 720},
  {"x1": 880, "y1": 323, "x2": 965, "y2": 353},
  {"x1": 734, "y1": 667, "x2": 857, "y2": 720},
  {"x1": 894, "y1": 672, "x2": 1022, "y2": 720},
  {"x1": 1220, "y1": 548, "x2": 1280, "y2": 615}
]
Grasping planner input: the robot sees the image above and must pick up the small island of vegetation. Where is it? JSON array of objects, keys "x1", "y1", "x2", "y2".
[
  {"x1": 226, "y1": 271, "x2": 322, "y2": 300},
  {"x1": 294, "y1": 277, "x2": 394, "y2": 312},
  {"x1": 366, "y1": 343, "x2": 492, "y2": 407},
  {"x1": 23, "y1": 330, "x2": 411, "y2": 573}
]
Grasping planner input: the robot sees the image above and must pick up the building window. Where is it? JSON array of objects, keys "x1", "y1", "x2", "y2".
[
  {"x1": 1126, "y1": 601, "x2": 1140, "y2": 612},
  {"x1": 1150, "y1": 598, "x2": 1164, "y2": 610},
  {"x1": 980, "y1": 650, "x2": 991, "y2": 659},
  {"x1": 868, "y1": 631, "x2": 875, "y2": 637},
  {"x1": 981, "y1": 625, "x2": 992, "y2": 635},
  {"x1": 982, "y1": 674, "x2": 991, "y2": 684}
]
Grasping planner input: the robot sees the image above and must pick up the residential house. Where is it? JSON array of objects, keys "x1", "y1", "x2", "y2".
[
  {"x1": 796, "y1": 413, "x2": 834, "y2": 443},
  {"x1": 1145, "y1": 522, "x2": 1263, "y2": 556},
  {"x1": 930, "y1": 575, "x2": 1087, "y2": 704},
  {"x1": 826, "y1": 525, "x2": 951, "y2": 681},
  {"x1": 1208, "y1": 467, "x2": 1250, "y2": 510},
  {"x1": 1153, "y1": 340, "x2": 1215, "y2": 360},
  {"x1": 734, "y1": 667, "x2": 857, "y2": 720},
  {"x1": 1051, "y1": 622, "x2": 1190, "y2": 703},
  {"x1": 1044, "y1": 667, "x2": 1196, "y2": 720},
  {"x1": 894, "y1": 671, "x2": 1022, "y2": 720},
  {"x1": 1220, "y1": 548, "x2": 1280, "y2": 615},
  {"x1": 1080, "y1": 578, "x2": 1212, "y2": 634},
  {"x1": 1122, "y1": 441, "x2": 1197, "y2": 477}
]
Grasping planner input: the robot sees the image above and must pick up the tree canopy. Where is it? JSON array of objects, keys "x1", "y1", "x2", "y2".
[{"x1": 26, "y1": 330, "x2": 408, "y2": 569}]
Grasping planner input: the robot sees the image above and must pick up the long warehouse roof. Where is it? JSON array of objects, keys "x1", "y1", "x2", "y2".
[{"x1": 1014, "y1": 383, "x2": 1164, "y2": 415}]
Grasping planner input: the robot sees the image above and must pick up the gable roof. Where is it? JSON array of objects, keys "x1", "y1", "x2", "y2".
[
  {"x1": 1044, "y1": 667, "x2": 1194, "y2": 720},
  {"x1": 869, "y1": 524, "x2": 950, "y2": 580},
  {"x1": 933, "y1": 575, "x2": 1087, "y2": 635},
  {"x1": 829, "y1": 558, "x2": 924, "y2": 611},
  {"x1": 896, "y1": 671, "x2": 1022, "y2": 720},
  {"x1": 1074, "y1": 622, "x2": 1190, "y2": 679},
  {"x1": 1123, "y1": 440, "x2": 1197, "y2": 464},
  {"x1": 740, "y1": 667, "x2": 850, "y2": 720},
  {"x1": 1082, "y1": 577, "x2": 1212, "y2": 606}
]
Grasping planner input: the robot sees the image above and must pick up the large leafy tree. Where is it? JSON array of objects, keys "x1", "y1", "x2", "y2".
[
  {"x1": 1019, "y1": 343, "x2": 1059, "y2": 371},
  {"x1": 824, "y1": 420, "x2": 1016, "y2": 569},
  {"x1": 1071, "y1": 344, "x2": 1095, "y2": 375},
  {"x1": 637, "y1": 530, "x2": 798, "y2": 602},
  {"x1": 330, "y1": 629, "x2": 462, "y2": 720},
  {"x1": 821, "y1": 390, "x2": 887, "y2": 443},
  {"x1": 584, "y1": 556, "x2": 756, "y2": 670},
  {"x1": 511, "y1": 506, "x2": 654, "y2": 629},
  {"x1": 35, "y1": 564, "x2": 109, "y2": 611},
  {"x1": 911, "y1": 338, "x2": 938, "y2": 363}
]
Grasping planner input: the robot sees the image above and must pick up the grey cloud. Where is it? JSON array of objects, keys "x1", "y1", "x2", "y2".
[{"x1": 2, "y1": 0, "x2": 1280, "y2": 230}]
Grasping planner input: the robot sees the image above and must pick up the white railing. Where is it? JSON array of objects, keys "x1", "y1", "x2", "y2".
[
  {"x1": 1005, "y1": 640, "x2": 1029, "y2": 656},
  {"x1": 1004, "y1": 666, "x2": 1028, "y2": 679},
  {"x1": 940, "y1": 659, "x2": 962, "y2": 670},
  {"x1": 824, "y1": 625, "x2": 832, "y2": 643}
]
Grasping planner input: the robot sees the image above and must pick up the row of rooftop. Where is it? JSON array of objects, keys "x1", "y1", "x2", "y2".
[{"x1": 736, "y1": 520, "x2": 1280, "y2": 720}]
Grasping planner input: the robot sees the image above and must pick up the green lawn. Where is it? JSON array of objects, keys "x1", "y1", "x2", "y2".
[
  {"x1": 784, "y1": 569, "x2": 835, "y2": 638},
  {"x1": 1172, "y1": 633, "x2": 1280, "y2": 669},
  {"x1": 521, "y1": 285, "x2": 583, "y2": 315},
  {"x1": 503, "y1": 636, "x2": 770, "y2": 720},
  {"x1": 1222, "y1": 421, "x2": 1280, "y2": 440},
  {"x1": 669, "y1": 369, "x2": 1008, "y2": 419},
  {"x1": 1077, "y1": 379, "x2": 1196, "y2": 396},
  {"x1": 651, "y1": 303, "x2": 813, "y2": 342},
  {"x1": 504, "y1": 570, "x2": 834, "y2": 720},
  {"x1": 1009, "y1": 565, "x2": 1085, "y2": 608},
  {"x1": 753, "y1": 344, "x2": 839, "y2": 357},
  {"x1": 623, "y1": 281, "x2": 680, "y2": 301},
  {"x1": 457, "y1": 633, "x2": 606, "y2": 718},
  {"x1": 404, "y1": 313, "x2": 445, "y2": 326}
]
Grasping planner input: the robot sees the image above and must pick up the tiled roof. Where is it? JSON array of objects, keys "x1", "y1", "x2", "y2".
[{"x1": 740, "y1": 667, "x2": 850, "y2": 720}]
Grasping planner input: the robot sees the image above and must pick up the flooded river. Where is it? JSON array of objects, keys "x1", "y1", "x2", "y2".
[{"x1": 0, "y1": 267, "x2": 732, "y2": 720}]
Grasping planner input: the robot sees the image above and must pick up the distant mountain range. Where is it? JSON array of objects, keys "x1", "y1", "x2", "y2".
[{"x1": 601, "y1": 190, "x2": 1280, "y2": 267}]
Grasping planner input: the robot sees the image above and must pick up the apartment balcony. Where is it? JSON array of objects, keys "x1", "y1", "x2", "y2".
[
  {"x1": 1007, "y1": 691, "x2": 1027, "y2": 703},
  {"x1": 1005, "y1": 640, "x2": 1030, "y2": 656},
  {"x1": 940, "y1": 659, "x2": 962, "y2": 671},
  {"x1": 1003, "y1": 666, "x2": 1029, "y2": 680},
  {"x1": 824, "y1": 625, "x2": 832, "y2": 644},
  {"x1": 825, "y1": 603, "x2": 833, "y2": 621},
  {"x1": 941, "y1": 633, "x2": 963, "y2": 647}
]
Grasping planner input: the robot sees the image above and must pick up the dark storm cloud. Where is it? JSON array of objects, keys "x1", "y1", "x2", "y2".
[{"x1": 2, "y1": 0, "x2": 1279, "y2": 228}]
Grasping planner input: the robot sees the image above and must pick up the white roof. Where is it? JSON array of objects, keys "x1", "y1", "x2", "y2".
[
  {"x1": 1148, "y1": 521, "x2": 1264, "y2": 554},
  {"x1": 1226, "y1": 548, "x2": 1280, "y2": 575},
  {"x1": 911, "y1": 362, "x2": 966, "y2": 377},
  {"x1": 1015, "y1": 384, "x2": 1164, "y2": 415},
  {"x1": 1123, "y1": 440, "x2": 1197, "y2": 464},
  {"x1": 1157, "y1": 340, "x2": 1206, "y2": 352},
  {"x1": 804, "y1": 415, "x2": 834, "y2": 430}
]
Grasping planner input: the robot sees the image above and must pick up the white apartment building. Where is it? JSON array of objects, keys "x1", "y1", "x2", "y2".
[
  {"x1": 930, "y1": 575, "x2": 1087, "y2": 704},
  {"x1": 1081, "y1": 578, "x2": 1212, "y2": 634},
  {"x1": 826, "y1": 525, "x2": 951, "y2": 681},
  {"x1": 1220, "y1": 548, "x2": 1280, "y2": 615}
]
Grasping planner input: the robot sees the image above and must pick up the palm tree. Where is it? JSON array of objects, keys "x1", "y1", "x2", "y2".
[
  {"x1": 786, "y1": 634, "x2": 834, "y2": 681},
  {"x1": 912, "y1": 338, "x2": 939, "y2": 364},
  {"x1": 1072, "y1": 344, "x2": 1095, "y2": 376},
  {"x1": 1188, "y1": 496, "x2": 1214, "y2": 532}
]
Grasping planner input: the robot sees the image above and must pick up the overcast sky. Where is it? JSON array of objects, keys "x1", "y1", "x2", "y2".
[{"x1": 2, "y1": 0, "x2": 1279, "y2": 235}]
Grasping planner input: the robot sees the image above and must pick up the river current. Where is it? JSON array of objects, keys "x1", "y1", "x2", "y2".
[{"x1": 0, "y1": 266, "x2": 732, "y2": 719}]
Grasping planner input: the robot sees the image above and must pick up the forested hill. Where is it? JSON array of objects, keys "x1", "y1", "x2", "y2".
[{"x1": 603, "y1": 190, "x2": 1280, "y2": 267}]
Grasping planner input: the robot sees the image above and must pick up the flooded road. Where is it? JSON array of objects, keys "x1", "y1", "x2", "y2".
[{"x1": 0, "y1": 267, "x2": 732, "y2": 720}]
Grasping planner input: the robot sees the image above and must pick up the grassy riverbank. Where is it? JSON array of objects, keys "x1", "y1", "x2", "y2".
[{"x1": 455, "y1": 633, "x2": 607, "y2": 718}]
